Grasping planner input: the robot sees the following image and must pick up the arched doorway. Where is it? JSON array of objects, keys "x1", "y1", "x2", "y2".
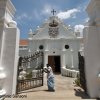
[{"x1": 48, "y1": 56, "x2": 61, "y2": 73}]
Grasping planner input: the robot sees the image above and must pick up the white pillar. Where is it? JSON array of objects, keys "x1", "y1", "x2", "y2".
[
  {"x1": 0, "y1": 0, "x2": 7, "y2": 62},
  {"x1": 61, "y1": 52, "x2": 66, "y2": 68},
  {"x1": 45, "y1": 40, "x2": 49, "y2": 51},
  {"x1": 44, "y1": 52, "x2": 48, "y2": 68},
  {"x1": 0, "y1": 0, "x2": 20, "y2": 95},
  {"x1": 71, "y1": 49, "x2": 74, "y2": 68}
]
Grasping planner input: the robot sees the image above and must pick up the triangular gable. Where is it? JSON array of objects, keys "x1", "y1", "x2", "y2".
[{"x1": 32, "y1": 16, "x2": 76, "y2": 39}]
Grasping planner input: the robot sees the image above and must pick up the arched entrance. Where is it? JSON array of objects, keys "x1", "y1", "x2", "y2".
[{"x1": 48, "y1": 56, "x2": 61, "y2": 73}]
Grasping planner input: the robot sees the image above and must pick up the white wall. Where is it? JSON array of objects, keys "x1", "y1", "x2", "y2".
[
  {"x1": 29, "y1": 39, "x2": 81, "y2": 70},
  {"x1": 84, "y1": 26, "x2": 100, "y2": 98},
  {"x1": 1, "y1": 27, "x2": 20, "y2": 94},
  {"x1": 27, "y1": 15, "x2": 82, "y2": 73},
  {"x1": 84, "y1": 0, "x2": 100, "y2": 98},
  {"x1": 19, "y1": 49, "x2": 28, "y2": 56},
  {"x1": 0, "y1": 0, "x2": 20, "y2": 95}
]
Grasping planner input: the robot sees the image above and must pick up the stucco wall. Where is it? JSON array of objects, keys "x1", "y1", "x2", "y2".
[
  {"x1": 29, "y1": 39, "x2": 80, "y2": 69},
  {"x1": 1, "y1": 27, "x2": 20, "y2": 94},
  {"x1": 84, "y1": 0, "x2": 100, "y2": 98}
]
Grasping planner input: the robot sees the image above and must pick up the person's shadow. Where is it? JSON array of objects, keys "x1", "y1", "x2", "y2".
[{"x1": 74, "y1": 88, "x2": 90, "y2": 99}]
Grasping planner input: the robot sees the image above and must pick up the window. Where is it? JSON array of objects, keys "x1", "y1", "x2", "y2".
[
  {"x1": 65, "y1": 45, "x2": 69, "y2": 49},
  {"x1": 39, "y1": 45, "x2": 44, "y2": 50}
]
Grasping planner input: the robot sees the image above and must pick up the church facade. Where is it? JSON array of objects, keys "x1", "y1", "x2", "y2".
[{"x1": 27, "y1": 15, "x2": 83, "y2": 73}]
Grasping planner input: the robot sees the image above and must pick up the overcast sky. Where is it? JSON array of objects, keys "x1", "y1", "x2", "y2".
[{"x1": 12, "y1": 0, "x2": 90, "y2": 39}]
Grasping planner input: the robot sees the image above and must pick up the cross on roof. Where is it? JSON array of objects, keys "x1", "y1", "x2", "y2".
[{"x1": 51, "y1": 9, "x2": 56, "y2": 16}]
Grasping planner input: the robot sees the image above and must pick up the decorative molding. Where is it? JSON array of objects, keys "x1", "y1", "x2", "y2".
[
  {"x1": 49, "y1": 20, "x2": 58, "y2": 27},
  {"x1": 49, "y1": 27, "x2": 59, "y2": 38},
  {"x1": 48, "y1": 19, "x2": 59, "y2": 38}
]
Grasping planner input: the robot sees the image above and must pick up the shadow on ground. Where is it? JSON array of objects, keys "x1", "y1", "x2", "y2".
[
  {"x1": 54, "y1": 72, "x2": 61, "y2": 75},
  {"x1": 17, "y1": 89, "x2": 55, "y2": 95},
  {"x1": 74, "y1": 88, "x2": 90, "y2": 99},
  {"x1": 17, "y1": 89, "x2": 44, "y2": 94}
]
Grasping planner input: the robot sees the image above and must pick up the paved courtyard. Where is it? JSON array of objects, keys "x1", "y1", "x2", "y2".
[{"x1": 5, "y1": 74, "x2": 95, "y2": 100}]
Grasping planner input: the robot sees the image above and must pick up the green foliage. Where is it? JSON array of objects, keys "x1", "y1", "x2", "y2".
[
  {"x1": 26, "y1": 72, "x2": 32, "y2": 79},
  {"x1": 74, "y1": 75, "x2": 81, "y2": 87}
]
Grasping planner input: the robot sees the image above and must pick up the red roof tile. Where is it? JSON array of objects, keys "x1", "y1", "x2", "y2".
[{"x1": 20, "y1": 40, "x2": 28, "y2": 46}]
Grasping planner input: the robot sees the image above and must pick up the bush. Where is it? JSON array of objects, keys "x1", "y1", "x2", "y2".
[
  {"x1": 26, "y1": 72, "x2": 32, "y2": 79},
  {"x1": 74, "y1": 75, "x2": 81, "y2": 87}
]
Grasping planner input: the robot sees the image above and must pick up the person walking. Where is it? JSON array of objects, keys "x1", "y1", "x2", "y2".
[{"x1": 44, "y1": 64, "x2": 55, "y2": 92}]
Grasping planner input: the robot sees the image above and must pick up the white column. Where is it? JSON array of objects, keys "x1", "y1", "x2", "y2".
[
  {"x1": 45, "y1": 40, "x2": 49, "y2": 51},
  {"x1": 0, "y1": 25, "x2": 4, "y2": 65},
  {"x1": 1, "y1": 26, "x2": 20, "y2": 94},
  {"x1": 0, "y1": 0, "x2": 7, "y2": 63},
  {"x1": 61, "y1": 52, "x2": 66, "y2": 68},
  {"x1": 71, "y1": 49, "x2": 74, "y2": 68},
  {"x1": 44, "y1": 52, "x2": 48, "y2": 67},
  {"x1": 36, "y1": 40, "x2": 39, "y2": 52}
]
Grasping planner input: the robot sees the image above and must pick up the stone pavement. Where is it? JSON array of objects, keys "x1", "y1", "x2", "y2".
[{"x1": 5, "y1": 74, "x2": 96, "y2": 100}]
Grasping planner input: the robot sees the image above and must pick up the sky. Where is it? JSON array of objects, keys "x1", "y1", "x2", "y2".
[{"x1": 12, "y1": 0, "x2": 90, "y2": 39}]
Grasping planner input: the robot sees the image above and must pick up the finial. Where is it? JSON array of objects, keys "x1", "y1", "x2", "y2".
[
  {"x1": 51, "y1": 9, "x2": 56, "y2": 16},
  {"x1": 29, "y1": 29, "x2": 32, "y2": 33},
  {"x1": 37, "y1": 26, "x2": 39, "y2": 28}
]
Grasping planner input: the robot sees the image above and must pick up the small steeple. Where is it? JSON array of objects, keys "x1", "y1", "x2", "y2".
[
  {"x1": 28, "y1": 29, "x2": 33, "y2": 40},
  {"x1": 29, "y1": 29, "x2": 32, "y2": 34}
]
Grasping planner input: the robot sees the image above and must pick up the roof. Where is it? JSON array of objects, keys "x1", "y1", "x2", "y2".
[{"x1": 20, "y1": 40, "x2": 28, "y2": 46}]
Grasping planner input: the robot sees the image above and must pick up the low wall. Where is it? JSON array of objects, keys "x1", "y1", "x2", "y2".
[{"x1": 61, "y1": 67, "x2": 79, "y2": 78}]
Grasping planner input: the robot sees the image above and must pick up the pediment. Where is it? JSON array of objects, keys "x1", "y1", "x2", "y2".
[{"x1": 32, "y1": 16, "x2": 76, "y2": 40}]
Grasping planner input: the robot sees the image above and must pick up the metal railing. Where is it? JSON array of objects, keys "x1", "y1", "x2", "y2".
[{"x1": 16, "y1": 51, "x2": 44, "y2": 94}]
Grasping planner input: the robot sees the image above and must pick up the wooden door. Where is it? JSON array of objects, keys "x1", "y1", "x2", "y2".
[{"x1": 48, "y1": 56, "x2": 55, "y2": 72}]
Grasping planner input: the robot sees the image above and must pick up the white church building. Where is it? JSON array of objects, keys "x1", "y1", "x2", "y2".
[
  {"x1": 1, "y1": 0, "x2": 100, "y2": 98},
  {"x1": 26, "y1": 14, "x2": 83, "y2": 73}
]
